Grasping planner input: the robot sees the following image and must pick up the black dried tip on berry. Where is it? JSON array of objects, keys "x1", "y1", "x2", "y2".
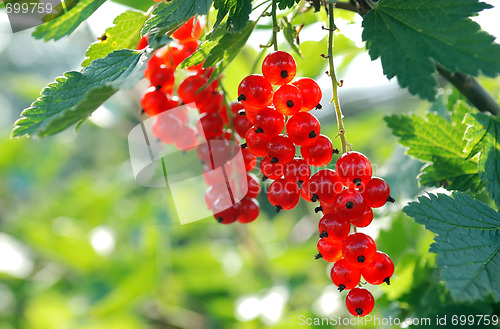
[
  {"x1": 237, "y1": 94, "x2": 246, "y2": 102},
  {"x1": 238, "y1": 110, "x2": 246, "y2": 116},
  {"x1": 156, "y1": 85, "x2": 162, "y2": 91},
  {"x1": 338, "y1": 284, "x2": 346, "y2": 292},
  {"x1": 357, "y1": 255, "x2": 365, "y2": 263},
  {"x1": 319, "y1": 230, "x2": 328, "y2": 238},
  {"x1": 314, "y1": 206, "x2": 323, "y2": 213},
  {"x1": 241, "y1": 143, "x2": 247, "y2": 149},
  {"x1": 383, "y1": 277, "x2": 391, "y2": 285},
  {"x1": 316, "y1": 103, "x2": 322, "y2": 109},
  {"x1": 217, "y1": 217, "x2": 223, "y2": 223},
  {"x1": 297, "y1": 180, "x2": 303, "y2": 189},
  {"x1": 141, "y1": 108, "x2": 146, "y2": 114},
  {"x1": 346, "y1": 201, "x2": 354, "y2": 209},
  {"x1": 280, "y1": 70, "x2": 289, "y2": 79},
  {"x1": 353, "y1": 178, "x2": 362, "y2": 187},
  {"x1": 387, "y1": 195, "x2": 396, "y2": 203},
  {"x1": 275, "y1": 205, "x2": 283, "y2": 213},
  {"x1": 262, "y1": 175, "x2": 269, "y2": 182},
  {"x1": 286, "y1": 100, "x2": 294, "y2": 108},
  {"x1": 255, "y1": 127, "x2": 264, "y2": 133},
  {"x1": 356, "y1": 308, "x2": 363, "y2": 316},
  {"x1": 332, "y1": 149, "x2": 340, "y2": 154},
  {"x1": 311, "y1": 193, "x2": 319, "y2": 202},
  {"x1": 309, "y1": 131, "x2": 317, "y2": 138},
  {"x1": 270, "y1": 157, "x2": 279, "y2": 164},
  {"x1": 315, "y1": 253, "x2": 323, "y2": 259}
]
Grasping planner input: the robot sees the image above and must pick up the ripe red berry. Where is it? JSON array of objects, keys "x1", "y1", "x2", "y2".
[
  {"x1": 350, "y1": 207, "x2": 373, "y2": 228},
  {"x1": 318, "y1": 213, "x2": 350, "y2": 241},
  {"x1": 345, "y1": 287, "x2": 374, "y2": 317},
  {"x1": 238, "y1": 74, "x2": 273, "y2": 108},
  {"x1": 330, "y1": 259, "x2": 361, "y2": 292},
  {"x1": 137, "y1": 36, "x2": 148, "y2": 50},
  {"x1": 149, "y1": 64, "x2": 175, "y2": 92},
  {"x1": 262, "y1": 51, "x2": 297, "y2": 85},
  {"x1": 233, "y1": 111, "x2": 253, "y2": 138},
  {"x1": 245, "y1": 129, "x2": 270, "y2": 157},
  {"x1": 284, "y1": 158, "x2": 311, "y2": 186},
  {"x1": 260, "y1": 156, "x2": 285, "y2": 180},
  {"x1": 292, "y1": 77, "x2": 322, "y2": 111},
  {"x1": 172, "y1": 17, "x2": 203, "y2": 44},
  {"x1": 266, "y1": 135, "x2": 296, "y2": 164},
  {"x1": 300, "y1": 134, "x2": 333, "y2": 167},
  {"x1": 334, "y1": 189, "x2": 366, "y2": 220},
  {"x1": 318, "y1": 200, "x2": 337, "y2": 214},
  {"x1": 178, "y1": 75, "x2": 209, "y2": 104},
  {"x1": 205, "y1": 183, "x2": 230, "y2": 210},
  {"x1": 197, "y1": 112, "x2": 223, "y2": 139},
  {"x1": 308, "y1": 169, "x2": 343, "y2": 204},
  {"x1": 286, "y1": 112, "x2": 321, "y2": 146},
  {"x1": 254, "y1": 107, "x2": 285, "y2": 138},
  {"x1": 197, "y1": 91, "x2": 224, "y2": 114},
  {"x1": 335, "y1": 151, "x2": 372, "y2": 188},
  {"x1": 272, "y1": 84, "x2": 303, "y2": 116},
  {"x1": 316, "y1": 238, "x2": 343, "y2": 262},
  {"x1": 267, "y1": 178, "x2": 300, "y2": 212},
  {"x1": 152, "y1": 113, "x2": 183, "y2": 144},
  {"x1": 362, "y1": 177, "x2": 391, "y2": 208},
  {"x1": 141, "y1": 86, "x2": 169, "y2": 116},
  {"x1": 361, "y1": 251, "x2": 394, "y2": 285},
  {"x1": 242, "y1": 148, "x2": 257, "y2": 172},
  {"x1": 246, "y1": 173, "x2": 261, "y2": 198},
  {"x1": 213, "y1": 199, "x2": 240, "y2": 224},
  {"x1": 342, "y1": 233, "x2": 377, "y2": 267},
  {"x1": 238, "y1": 197, "x2": 260, "y2": 223},
  {"x1": 174, "y1": 125, "x2": 198, "y2": 151}
]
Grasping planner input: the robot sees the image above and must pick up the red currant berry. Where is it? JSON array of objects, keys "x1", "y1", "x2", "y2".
[
  {"x1": 245, "y1": 129, "x2": 270, "y2": 157},
  {"x1": 213, "y1": 199, "x2": 240, "y2": 224},
  {"x1": 330, "y1": 258, "x2": 361, "y2": 292},
  {"x1": 197, "y1": 139, "x2": 231, "y2": 166},
  {"x1": 350, "y1": 207, "x2": 373, "y2": 228},
  {"x1": 272, "y1": 84, "x2": 303, "y2": 116},
  {"x1": 254, "y1": 107, "x2": 285, "y2": 138},
  {"x1": 238, "y1": 197, "x2": 260, "y2": 223},
  {"x1": 318, "y1": 213, "x2": 350, "y2": 241},
  {"x1": 205, "y1": 183, "x2": 229, "y2": 210},
  {"x1": 152, "y1": 112, "x2": 183, "y2": 144},
  {"x1": 197, "y1": 113, "x2": 224, "y2": 139},
  {"x1": 345, "y1": 287, "x2": 375, "y2": 317},
  {"x1": 267, "y1": 178, "x2": 300, "y2": 212},
  {"x1": 238, "y1": 75, "x2": 273, "y2": 108},
  {"x1": 266, "y1": 135, "x2": 296, "y2": 164},
  {"x1": 335, "y1": 151, "x2": 372, "y2": 188},
  {"x1": 286, "y1": 112, "x2": 321, "y2": 146},
  {"x1": 316, "y1": 238, "x2": 343, "y2": 262},
  {"x1": 174, "y1": 125, "x2": 198, "y2": 151},
  {"x1": 299, "y1": 181, "x2": 315, "y2": 202},
  {"x1": 149, "y1": 65, "x2": 175, "y2": 92},
  {"x1": 319, "y1": 200, "x2": 337, "y2": 214},
  {"x1": 362, "y1": 177, "x2": 390, "y2": 208},
  {"x1": 342, "y1": 233, "x2": 377, "y2": 266},
  {"x1": 178, "y1": 75, "x2": 209, "y2": 104},
  {"x1": 260, "y1": 156, "x2": 285, "y2": 180},
  {"x1": 300, "y1": 134, "x2": 333, "y2": 167},
  {"x1": 242, "y1": 148, "x2": 257, "y2": 172},
  {"x1": 172, "y1": 17, "x2": 203, "y2": 44},
  {"x1": 197, "y1": 91, "x2": 224, "y2": 114},
  {"x1": 308, "y1": 169, "x2": 343, "y2": 204},
  {"x1": 231, "y1": 102, "x2": 244, "y2": 115},
  {"x1": 233, "y1": 111, "x2": 253, "y2": 138},
  {"x1": 284, "y1": 158, "x2": 311, "y2": 187},
  {"x1": 141, "y1": 86, "x2": 169, "y2": 116},
  {"x1": 334, "y1": 189, "x2": 366, "y2": 220},
  {"x1": 292, "y1": 78, "x2": 322, "y2": 111},
  {"x1": 246, "y1": 173, "x2": 261, "y2": 198},
  {"x1": 262, "y1": 51, "x2": 297, "y2": 85},
  {"x1": 361, "y1": 251, "x2": 394, "y2": 285},
  {"x1": 137, "y1": 36, "x2": 148, "y2": 50}
]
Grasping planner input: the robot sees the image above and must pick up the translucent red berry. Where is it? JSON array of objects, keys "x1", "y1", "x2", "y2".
[
  {"x1": 334, "y1": 189, "x2": 366, "y2": 220},
  {"x1": 345, "y1": 287, "x2": 374, "y2": 317},
  {"x1": 246, "y1": 173, "x2": 261, "y2": 198},
  {"x1": 152, "y1": 113, "x2": 183, "y2": 144},
  {"x1": 318, "y1": 213, "x2": 350, "y2": 241},
  {"x1": 350, "y1": 207, "x2": 373, "y2": 228},
  {"x1": 300, "y1": 134, "x2": 333, "y2": 167},
  {"x1": 213, "y1": 199, "x2": 240, "y2": 224},
  {"x1": 316, "y1": 238, "x2": 343, "y2": 262},
  {"x1": 137, "y1": 36, "x2": 148, "y2": 50},
  {"x1": 245, "y1": 129, "x2": 270, "y2": 157},
  {"x1": 286, "y1": 112, "x2": 321, "y2": 146},
  {"x1": 238, "y1": 197, "x2": 260, "y2": 223},
  {"x1": 308, "y1": 169, "x2": 343, "y2": 204},
  {"x1": 262, "y1": 51, "x2": 297, "y2": 85},
  {"x1": 361, "y1": 251, "x2": 394, "y2": 285},
  {"x1": 266, "y1": 135, "x2": 296, "y2": 164},
  {"x1": 149, "y1": 64, "x2": 175, "y2": 92},
  {"x1": 172, "y1": 17, "x2": 203, "y2": 44},
  {"x1": 330, "y1": 259, "x2": 361, "y2": 292},
  {"x1": 260, "y1": 157, "x2": 285, "y2": 180},
  {"x1": 238, "y1": 74, "x2": 273, "y2": 108},
  {"x1": 141, "y1": 86, "x2": 169, "y2": 116},
  {"x1": 292, "y1": 77, "x2": 322, "y2": 111},
  {"x1": 273, "y1": 84, "x2": 303, "y2": 116},
  {"x1": 362, "y1": 177, "x2": 391, "y2": 208},
  {"x1": 178, "y1": 75, "x2": 209, "y2": 104},
  {"x1": 205, "y1": 183, "x2": 229, "y2": 210},
  {"x1": 335, "y1": 151, "x2": 372, "y2": 188},
  {"x1": 254, "y1": 107, "x2": 285, "y2": 138},
  {"x1": 242, "y1": 148, "x2": 257, "y2": 172},
  {"x1": 233, "y1": 111, "x2": 253, "y2": 138},
  {"x1": 284, "y1": 158, "x2": 311, "y2": 187},
  {"x1": 174, "y1": 125, "x2": 198, "y2": 151},
  {"x1": 197, "y1": 113, "x2": 223, "y2": 139},
  {"x1": 267, "y1": 178, "x2": 300, "y2": 212},
  {"x1": 342, "y1": 233, "x2": 377, "y2": 267}
]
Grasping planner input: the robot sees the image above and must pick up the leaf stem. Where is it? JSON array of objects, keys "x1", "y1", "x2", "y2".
[
  {"x1": 271, "y1": 0, "x2": 279, "y2": 51},
  {"x1": 327, "y1": 0, "x2": 350, "y2": 154}
]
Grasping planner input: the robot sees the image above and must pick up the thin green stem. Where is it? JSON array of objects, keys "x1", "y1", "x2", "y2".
[
  {"x1": 327, "y1": 0, "x2": 349, "y2": 154},
  {"x1": 271, "y1": 0, "x2": 279, "y2": 51},
  {"x1": 218, "y1": 77, "x2": 234, "y2": 132}
]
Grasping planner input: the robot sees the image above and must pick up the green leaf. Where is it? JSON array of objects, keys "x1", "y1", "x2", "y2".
[
  {"x1": 142, "y1": 0, "x2": 212, "y2": 37},
  {"x1": 32, "y1": 0, "x2": 106, "y2": 41},
  {"x1": 213, "y1": 0, "x2": 252, "y2": 32},
  {"x1": 11, "y1": 50, "x2": 147, "y2": 138},
  {"x1": 282, "y1": 17, "x2": 301, "y2": 58},
  {"x1": 362, "y1": 0, "x2": 500, "y2": 100},
  {"x1": 110, "y1": 0, "x2": 152, "y2": 11},
  {"x1": 464, "y1": 113, "x2": 500, "y2": 208},
  {"x1": 404, "y1": 192, "x2": 500, "y2": 302},
  {"x1": 277, "y1": 0, "x2": 300, "y2": 10},
  {"x1": 385, "y1": 101, "x2": 482, "y2": 193},
  {"x1": 82, "y1": 10, "x2": 148, "y2": 67}
]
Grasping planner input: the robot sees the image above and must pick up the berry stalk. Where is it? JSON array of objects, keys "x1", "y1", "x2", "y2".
[
  {"x1": 271, "y1": 0, "x2": 279, "y2": 51},
  {"x1": 327, "y1": 0, "x2": 349, "y2": 154}
]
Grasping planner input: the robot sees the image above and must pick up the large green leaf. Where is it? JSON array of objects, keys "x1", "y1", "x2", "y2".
[
  {"x1": 362, "y1": 0, "x2": 500, "y2": 100},
  {"x1": 277, "y1": 0, "x2": 300, "y2": 10},
  {"x1": 32, "y1": 0, "x2": 106, "y2": 41},
  {"x1": 110, "y1": 0, "x2": 153, "y2": 11},
  {"x1": 11, "y1": 50, "x2": 147, "y2": 138},
  {"x1": 464, "y1": 113, "x2": 500, "y2": 208},
  {"x1": 141, "y1": 0, "x2": 212, "y2": 37},
  {"x1": 82, "y1": 10, "x2": 147, "y2": 67},
  {"x1": 213, "y1": 0, "x2": 252, "y2": 32},
  {"x1": 404, "y1": 192, "x2": 500, "y2": 302}
]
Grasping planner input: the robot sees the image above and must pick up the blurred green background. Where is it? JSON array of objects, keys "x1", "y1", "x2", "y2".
[{"x1": 1, "y1": 2, "x2": 500, "y2": 328}]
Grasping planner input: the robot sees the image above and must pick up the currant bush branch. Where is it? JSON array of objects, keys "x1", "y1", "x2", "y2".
[{"x1": 271, "y1": 0, "x2": 279, "y2": 51}]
